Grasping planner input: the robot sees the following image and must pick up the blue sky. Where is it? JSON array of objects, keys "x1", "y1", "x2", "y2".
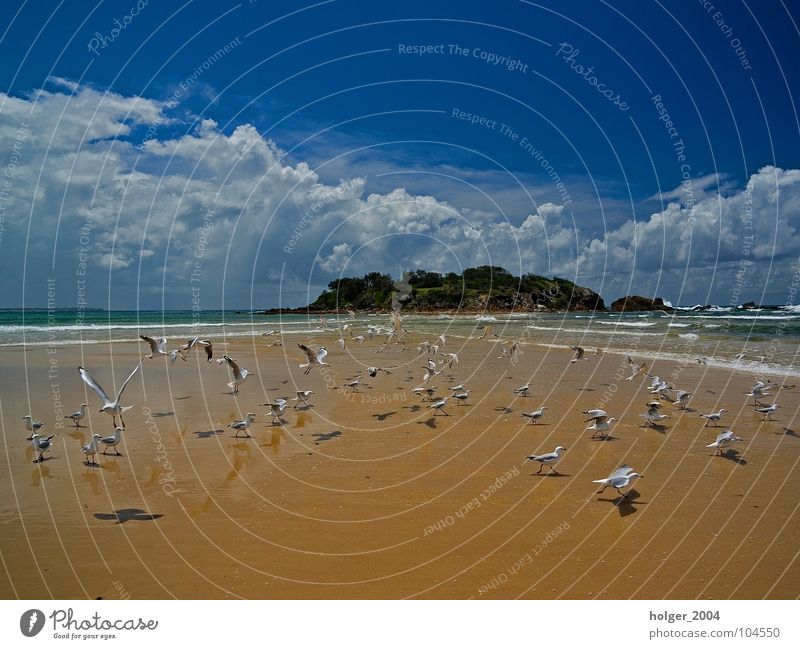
[{"x1": 1, "y1": 0, "x2": 799, "y2": 309}]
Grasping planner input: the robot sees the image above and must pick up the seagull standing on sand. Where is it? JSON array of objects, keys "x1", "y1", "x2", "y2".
[
  {"x1": 78, "y1": 359, "x2": 143, "y2": 428},
  {"x1": 526, "y1": 446, "x2": 567, "y2": 474},
  {"x1": 100, "y1": 427, "x2": 124, "y2": 455},
  {"x1": 755, "y1": 404, "x2": 779, "y2": 420},
  {"x1": 453, "y1": 390, "x2": 471, "y2": 405},
  {"x1": 262, "y1": 400, "x2": 288, "y2": 425},
  {"x1": 429, "y1": 396, "x2": 450, "y2": 416},
  {"x1": 64, "y1": 403, "x2": 88, "y2": 427},
  {"x1": 229, "y1": 413, "x2": 257, "y2": 437},
  {"x1": 700, "y1": 408, "x2": 727, "y2": 427},
  {"x1": 31, "y1": 433, "x2": 56, "y2": 462},
  {"x1": 521, "y1": 406, "x2": 547, "y2": 424},
  {"x1": 673, "y1": 390, "x2": 692, "y2": 410},
  {"x1": 707, "y1": 430, "x2": 743, "y2": 455},
  {"x1": 745, "y1": 381, "x2": 771, "y2": 405},
  {"x1": 298, "y1": 344, "x2": 329, "y2": 375},
  {"x1": 640, "y1": 401, "x2": 670, "y2": 428},
  {"x1": 81, "y1": 434, "x2": 101, "y2": 465},
  {"x1": 593, "y1": 465, "x2": 643, "y2": 498},
  {"x1": 216, "y1": 355, "x2": 251, "y2": 394},
  {"x1": 513, "y1": 383, "x2": 531, "y2": 397},
  {"x1": 345, "y1": 376, "x2": 361, "y2": 392},
  {"x1": 586, "y1": 415, "x2": 617, "y2": 439}
]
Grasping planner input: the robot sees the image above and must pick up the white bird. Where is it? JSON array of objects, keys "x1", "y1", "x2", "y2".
[
  {"x1": 526, "y1": 446, "x2": 567, "y2": 474},
  {"x1": 449, "y1": 382, "x2": 466, "y2": 393},
  {"x1": 453, "y1": 390, "x2": 471, "y2": 405},
  {"x1": 367, "y1": 367, "x2": 391, "y2": 378},
  {"x1": 81, "y1": 433, "x2": 102, "y2": 465},
  {"x1": 78, "y1": 359, "x2": 143, "y2": 428},
  {"x1": 513, "y1": 383, "x2": 531, "y2": 397},
  {"x1": 593, "y1": 465, "x2": 643, "y2": 497},
  {"x1": 100, "y1": 427, "x2": 124, "y2": 455},
  {"x1": 700, "y1": 408, "x2": 727, "y2": 427},
  {"x1": 640, "y1": 401, "x2": 670, "y2": 427},
  {"x1": 707, "y1": 430, "x2": 743, "y2": 455},
  {"x1": 586, "y1": 416, "x2": 617, "y2": 439},
  {"x1": 21, "y1": 415, "x2": 45, "y2": 437},
  {"x1": 31, "y1": 433, "x2": 56, "y2": 462},
  {"x1": 229, "y1": 413, "x2": 257, "y2": 437},
  {"x1": 140, "y1": 334, "x2": 168, "y2": 358},
  {"x1": 422, "y1": 368, "x2": 440, "y2": 384},
  {"x1": 438, "y1": 334, "x2": 447, "y2": 347},
  {"x1": 353, "y1": 335, "x2": 366, "y2": 344},
  {"x1": 673, "y1": 390, "x2": 692, "y2": 409},
  {"x1": 755, "y1": 404, "x2": 779, "y2": 420},
  {"x1": 569, "y1": 346, "x2": 586, "y2": 363},
  {"x1": 625, "y1": 360, "x2": 647, "y2": 381},
  {"x1": 345, "y1": 376, "x2": 361, "y2": 392},
  {"x1": 337, "y1": 337, "x2": 346, "y2": 351},
  {"x1": 64, "y1": 403, "x2": 88, "y2": 427},
  {"x1": 521, "y1": 406, "x2": 547, "y2": 424},
  {"x1": 216, "y1": 355, "x2": 250, "y2": 394},
  {"x1": 428, "y1": 396, "x2": 450, "y2": 416},
  {"x1": 293, "y1": 390, "x2": 314, "y2": 408},
  {"x1": 413, "y1": 385, "x2": 437, "y2": 401},
  {"x1": 298, "y1": 344, "x2": 329, "y2": 375},
  {"x1": 170, "y1": 336, "x2": 213, "y2": 364},
  {"x1": 262, "y1": 400, "x2": 288, "y2": 425},
  {"x1": 441, "y1": 352, "x2": 458, "y2": 368}
]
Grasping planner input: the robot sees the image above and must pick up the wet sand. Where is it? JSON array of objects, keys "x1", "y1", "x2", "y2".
[{"x1": 1, "y1": 333, "x2": 799, "y2": 599}]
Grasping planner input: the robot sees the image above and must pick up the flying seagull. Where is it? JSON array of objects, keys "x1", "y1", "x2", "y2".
[
  {"x1": 298, "y1": 343, "x2": 329, "y2": 375},
  {"x1": 78, "y1": 359, "x2": 143, "y2": 428}
]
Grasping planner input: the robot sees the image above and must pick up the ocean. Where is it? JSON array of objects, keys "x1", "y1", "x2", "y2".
[{"x1": 2, "y1": 306, "x2": 799, "y2": 377}]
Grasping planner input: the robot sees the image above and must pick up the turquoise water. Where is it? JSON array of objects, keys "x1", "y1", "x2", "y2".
[{"x1": 2, "y1": 307, "x2": 799, "y2": 376}]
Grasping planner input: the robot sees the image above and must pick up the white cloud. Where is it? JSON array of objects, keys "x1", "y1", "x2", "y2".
[{"x1": 1, "y1": 81, "x2": 799, "y2": 308}]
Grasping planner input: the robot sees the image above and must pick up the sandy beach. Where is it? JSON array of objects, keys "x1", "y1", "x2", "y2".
[{"x1": 1, "y1": 332, "x2": 798, "y2": 599}]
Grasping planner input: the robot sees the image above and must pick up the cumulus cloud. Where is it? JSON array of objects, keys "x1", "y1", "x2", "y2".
[{"x1": 1, "y1": 80, "x2": 798, "y2": 308}]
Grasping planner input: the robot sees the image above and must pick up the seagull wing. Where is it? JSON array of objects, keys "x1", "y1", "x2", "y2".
[
  {"x1": 298, "y1": 343, "x2": 317, "y2": 363},
  {"x1": 140, "y1": 335, "x2": 159, "y2": 355},
  {"x1": 610, "y1": 465, "x2": 634, "y2": 479},
  {"x1": 116, "y1": 359, "x2": 143, "y2": 400},
  {"x1": 200, "y1": 340, "x2": 213, "y2": 361},
  {"x1": 78, "y1": 367, "x2": 111, "y2": 405},
  {"x1": 316, "y1": 347, "x2": 328, "y2": 363}
]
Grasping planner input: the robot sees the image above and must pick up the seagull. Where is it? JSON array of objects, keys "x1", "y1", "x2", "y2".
[
  {"x1": 429, "y1": 396, "x2": 450, "y2": 416},
  {"x1": 453, "y1": 390, "x2": 471, "y2": 405},
  {"x1": 745, "y1": 385, "x2": 772, "y2": 405},
  {"x1": 673, "y1": 390, "x2": 692, "y2": 409},
  {"x1": 625, "y1": 360, "x2": 647, "y2": 381},
  {"x1": 170, "y1": 336, "x2": 213, "y2": 364},
  {"x1": 700, "y1": 408, "x2": 727, "y2": 427},
  {"x1": 81, "y1": 434, "x2": 101, "y2": 465},
  {"x1": 367, "y1": 367, "x2": 391, "y2": 378},
  {"x1": 140, "y1": 334, "x2": 168, "y2": 358},
  {"x1": 413, "y1": 385, "x2": 437, "y2": 401},
  {"x1": 569, "y1": 346, "x2": 586, "y2": 363},
  {"x1": 755, "y1": 404, "x2": 779, "y2": 420},
  {"x1": 229, "y1": 413, "x2": 257, "y2": 437},
  {"x1": 513, "y1": 383, "x2": 531, "y2": 397},
  {"x1": 521, "y1": 406, "x2": 547, "y2": 424},
  {"x1": 100, "y1": 427, "x2": 124, "y2": 455},
  {"x1": 449, "y1": 382, "x2": 466, "y2": 393},
  {"x1": 438, "y1": 334, "x2": 447, "y2": 347},
  {"x1": 441, "y1": 352, "x2": 458, "y2": 368},
  {"x1": 423, "y1": 358, "x2": 437, "y2": 373},
  {"x1": 422, "y1": 368, "x2": 441, "y2": 384},
  {"x1": 31, "y1": 433, "x2": 56, "y2": 462},
  {"x1": 526, "y1": 446, "x2": 567, "y2": 474},
  {"x1": 78, "y1": 359, "x2": 143, "y2": 428},
  {"x1": 640, "y1": 401, "x2": 670, "y2": 427},
  {"x1": 298, "y1": 344, "x2": 329, "y2": 375},
  {"x1": 707, "y1": 430, "x2": 743, "y2": 455},
  {"x1": 216, "y1": 355, "x2": 250, "y2": 394},
  {"x1": 586, "y1": 415, "x2": 617, "y2": 439},
  {"x1": 262, "y1": 400, "x2": 288, "y2": 425},
  {"x1": 21, "y1": 415, "x2": 45, "y2": 437},
  {"x1": 352, "y1": 335, "x2": 366, "y2": 344},
  {"x1": 337, "y1": 338, "x2": 346, "y2": 351},
  {"x1": 593, "y1": 465, "x2": 643, "y2": 497},
  {"x1": 292, "y1": 390, "x2": 314, "y2": 408},
  {"x1": 64, "y1": 403, "x2": 88, "y2": 427},
  {"x1": 347, "y1": 307, "x2": 357, "y2": 320},
  {"x1": 345, "y1": 376, "x2": 361, "y2": 392}
]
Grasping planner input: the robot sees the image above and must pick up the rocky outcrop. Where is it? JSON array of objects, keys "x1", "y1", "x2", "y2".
[{"x1": 610, "y1": 295, "x2": 672, "y2": 312}]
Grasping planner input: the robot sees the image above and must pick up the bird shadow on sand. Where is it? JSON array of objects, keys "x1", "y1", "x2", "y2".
[
  {"x1": 373, "y1": 412, "x2": 397, "y2": 421},
  {"x1": 530, "y1": 470, "x2": 570, "y2": 477},
  {"x1": 494, "y1": 407, "x2": 514, "y2": 414},
  {"x1": 598, "y1": 490, "x2": 643, "y2": 517},
  {"x1": 32, "y1": 455, "x2": 55, "y2": 464},
  {"x1": 714, "y1": 449, "x2": 747, "y2": 465},
  {"x1": 405, "y1": 405, "x2": 422, "y2": 413},
  {"x1": 294, "y1": 403, "x2": 313, "y2": 412},
  {"x1": 94, "y1": 508, "x2": 164, "y2": 524},
  {"x1": 148, "y1": 411, "x2": 175, "y2": 418},
  {"x1": 174, "y1": 395, "x2": 192, "y2": 400},
  {"x1": 195, "y1": 429, "x2": 223, "y2": 439},
  {"x1": 313, "y1": 431, "x2": 342, "y2": 443},
  {"x1": 642, "y1": 424, "x2": 669, "y2": 434},
  {"x1": 781, "y1": 427, "x2": 799, "y2": 438},
  {"x1": 419, "y1": 418, "x2": 438, "y2": 429},
  {"x1": 577, "y1": 387, "x2": 595, "y2": 392},
  {"x1": 589, "y1": 435, "x2": 618, "y2": 442}
]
